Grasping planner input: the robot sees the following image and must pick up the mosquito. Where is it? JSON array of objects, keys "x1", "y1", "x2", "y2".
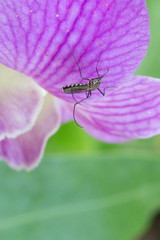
[{"x1": 61, "y1": 48, "x2": 110, "y2": 128}]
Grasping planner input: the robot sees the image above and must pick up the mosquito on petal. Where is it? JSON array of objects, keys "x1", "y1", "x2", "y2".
[{"x1": 62, "y1": 48, "x2": 109, "y2": 127}]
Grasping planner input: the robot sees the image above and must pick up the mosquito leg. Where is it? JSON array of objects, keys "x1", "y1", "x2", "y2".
[
  {"x1": 69, "y1": 46, "x2": 89, "y2": 81},
  {"x1": 71, "y1": 88, "x2": 83, "y2": 104},
  {"x1": 97, "y1": 88, "x2": 105, "y2": 96},
  {"x1": 71, "y1": 92, "x2": 89, "y2": 108},
  {"x1": 98, "y1": 86, "x2": 118, "y2": 96},
  {"x1": 86, "y1": 91, "x2": 90, "y2": 98},
  {"x1": 72, "y1": 92, "x2": 78, "y2": 103},
  {"x1": 73, "y1": 91, "x2": 91, "y2": 128}
]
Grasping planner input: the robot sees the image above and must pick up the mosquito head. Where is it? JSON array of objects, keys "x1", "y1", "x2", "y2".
[
  {"x1": 95, "y1": 68, "x2": 109, "y2": 83},
  {"x1": 98, "y1": 76, "x2": 103, "y2": 82},
  {"x1": 91, "y1": 73, "x2": 107, "y2": 84}
]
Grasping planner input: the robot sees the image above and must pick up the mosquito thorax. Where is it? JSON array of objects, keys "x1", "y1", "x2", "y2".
[{"x1": 88, "y1": 78, "x2": 101, "y2": 90}]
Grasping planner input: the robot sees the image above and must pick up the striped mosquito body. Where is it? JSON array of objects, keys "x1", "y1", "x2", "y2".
[
  {"x1": 62, "y1": 79, "x2": 101, "y2": 94},
  {"x1": 61, "y1": 47, "x2": 109, "y2": 128}
]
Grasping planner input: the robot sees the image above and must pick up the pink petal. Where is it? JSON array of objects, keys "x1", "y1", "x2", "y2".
[
  {"x1": 56, "y1": 99, "x2": 73, "y2": 123},
  {"x1": 73, "y1": 76, "x2": 160, "y2": 143},
  {"x1": 0, "y1": 65, "x2": 44, "y2": 140},
  {"x1": 0, "y1": 95, "x2": 60, "y2": 170},
  {"x1": 0, "y1": 0, "x2": 150, "y2": 102}
]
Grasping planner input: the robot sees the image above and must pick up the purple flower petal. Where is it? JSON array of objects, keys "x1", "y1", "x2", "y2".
[
  {"x1": 0, "y1": 65, "x2": 44, "y2": 140},
  {"x1": 73, "y1": 76, "x2": 160, "y2": 143},
  {"x1": 56, "y1": 99, "x2": 73, "y2": 123},
  {"x1": 0, "y1": 95, "x2": 60, "y2": 170},
  {"x1": 0, "y1": 0, "x2": 149, "y2": 101}
]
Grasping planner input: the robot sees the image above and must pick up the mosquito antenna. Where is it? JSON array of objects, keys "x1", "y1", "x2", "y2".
[
  {"x1": 96, "y1": 51, "x2": 103, "y2": 77},
  {"x1": 96, "y1": 51, "x2": 109, "y2": 80},
  {"x1": 69, "y1": 46, "x2": 89, "y2": 81},
  {"x1": 100, "y1": 68, "x2": 109, "y2": 79}
]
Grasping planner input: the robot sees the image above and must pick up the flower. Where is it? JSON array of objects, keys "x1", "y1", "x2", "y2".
[{"x1": 0, "y1": 0, "x2": 158, "y2": 170}]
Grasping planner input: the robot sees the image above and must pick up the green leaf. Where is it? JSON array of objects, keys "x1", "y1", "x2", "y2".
[{"x1": 0, "y1": 149, "x2": 160, "y2": 240}]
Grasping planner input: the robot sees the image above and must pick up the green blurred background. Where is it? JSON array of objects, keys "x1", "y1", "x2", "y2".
[{"x1": 1, "y1": 0, "x2": 160, "y2": 240}]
